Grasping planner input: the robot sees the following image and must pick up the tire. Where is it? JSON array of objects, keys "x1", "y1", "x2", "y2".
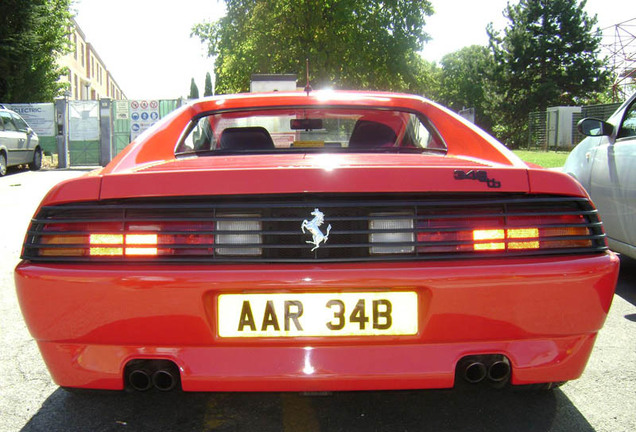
[
  {"x1": 30, "y1": 147, "x2": 42, "y2": 171},
  {"x1": 0, "y1": 152, "x2": 7, "y2": 176}
]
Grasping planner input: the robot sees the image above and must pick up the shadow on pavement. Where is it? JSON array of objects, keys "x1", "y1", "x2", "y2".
[
  {"x1": 21, "y1": 386, "x2": 594, "y2": 432},
  {"x1": 615, "y1": 255, "x2": 636, "y2": 307}
]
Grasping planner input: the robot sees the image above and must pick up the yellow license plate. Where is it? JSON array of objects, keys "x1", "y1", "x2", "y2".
[{"x1": 217, "y1": 292, "x2": 418, "y2": 338}]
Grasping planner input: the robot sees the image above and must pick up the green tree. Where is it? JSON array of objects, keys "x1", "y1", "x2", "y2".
[
  {"x1": 0, "y1": 0, "x2": 72, "y2": 102},
  {"x1": 438, "y1": 45, "x2": 497, "y2": 133},
  {"x1": 192, "y1": 0, "x2": 434, "y2": 94},
  {"x1": 487, "y1": 0, "x2": 609, "y2": 147},
  {"x1": 204, "y1": 72, "x2": 213, "y2": 96},
  {"x1": 189, "y1": 78, "x2": 200, "y2": 99}
]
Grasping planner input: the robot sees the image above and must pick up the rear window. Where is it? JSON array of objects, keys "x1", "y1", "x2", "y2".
[{"x1": 176, "y1": 108, "x2": 446, "y2": 155}]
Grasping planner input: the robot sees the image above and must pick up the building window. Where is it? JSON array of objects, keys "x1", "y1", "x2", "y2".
[
  {"x1": 81, "y1": 43, "x2": 85, "y2": 67},
  {"x1": 73, "y1": 34, "x2": 77, "y2": 60}
]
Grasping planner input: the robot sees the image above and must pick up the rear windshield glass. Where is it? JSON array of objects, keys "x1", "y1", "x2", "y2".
[{"x1": 176, "y1": 108, "x2": 446, "y2": 155}]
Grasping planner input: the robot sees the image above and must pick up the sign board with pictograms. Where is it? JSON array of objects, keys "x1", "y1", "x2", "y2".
[{"x1": 129, "y1": 100, "x2": 160, "y2": 141}]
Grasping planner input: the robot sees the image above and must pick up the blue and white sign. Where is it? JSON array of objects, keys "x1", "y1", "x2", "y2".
[{"x1": 130, "y1": 100, "x2": 159, "y2": 140}]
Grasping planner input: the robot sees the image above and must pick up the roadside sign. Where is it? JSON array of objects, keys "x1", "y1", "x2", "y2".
[
  {"x1": 129, "y1": 100, "x2": 159, "y2": 140},
  {"x1": 115, "y1": 100, "x2": 129, "y2": 120},
  {"x1": 7, "y1": 103, "x2": 55, "y2": 136}
]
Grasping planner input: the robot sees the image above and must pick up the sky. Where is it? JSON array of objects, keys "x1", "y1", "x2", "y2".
[{"x1": 73, "y1": 0, "x2": 634, "y2": 101}]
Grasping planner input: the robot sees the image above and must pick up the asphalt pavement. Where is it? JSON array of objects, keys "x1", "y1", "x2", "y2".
[{"x1": 1, "y1": 169, "x2": 635, "y2": 432}]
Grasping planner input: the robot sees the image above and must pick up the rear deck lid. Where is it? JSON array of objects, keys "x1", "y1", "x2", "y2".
[{"x1": 99, "y1": 153, "x2": 530, "y2": 199}]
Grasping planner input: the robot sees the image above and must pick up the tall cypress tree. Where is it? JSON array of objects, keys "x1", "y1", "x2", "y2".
[
  {"x1": 189, "y1": 78, "x2": 199, "y2": 99},
  {"x1": 204, "y1": 72, "x2": 213, "y2": 97}
]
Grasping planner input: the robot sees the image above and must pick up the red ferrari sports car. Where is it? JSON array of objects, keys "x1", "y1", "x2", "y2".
[{"x1": 15, "y1": 91, "x2": 619, "y2": 393}]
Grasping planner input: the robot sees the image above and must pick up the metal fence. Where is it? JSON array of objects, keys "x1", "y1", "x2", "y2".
[
  {"x1": 528, "y1": 102, "x2": 621, "y2": 151},
  {"x1": 528, "y1": 111, "x2": 549, "y2": 150},
  {"x1": 8, "y1": 98, "x2": 187, "y2": 167}
]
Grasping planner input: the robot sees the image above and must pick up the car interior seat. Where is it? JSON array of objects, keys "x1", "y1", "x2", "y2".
[
  {"x1": 348, "y1": 120, "x2": 397, "y2": 149},
  {"x1": 219, "y1": 126, "x2": 276, "y2": 151}
]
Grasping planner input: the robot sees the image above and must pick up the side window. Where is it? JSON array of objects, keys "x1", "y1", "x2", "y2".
[
  {"x1": 179, "y1": 117, "x2": 215, "y2": 152},
  {"x1": 401, "y1": 114, "x2": 445, "y2": 150},
  {"x1": 0, "y1": 112, "x2": 17, "y2": 132},
  {"x1": 617, "y1": 102, "x2": 636, "y2": 140},
  {"x1": 11, "y1": 113, "x2": 28, "y2": 133}
]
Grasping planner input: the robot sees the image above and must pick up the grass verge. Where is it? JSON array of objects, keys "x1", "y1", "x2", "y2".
[{"x1": 512, "y1": 150, "x2": 570, "y2": 168}]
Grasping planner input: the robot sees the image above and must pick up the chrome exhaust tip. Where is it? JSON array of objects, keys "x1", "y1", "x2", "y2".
[
  {"x1": 464, "y1": 361, "x2": 487, "y2": 384},
  {"x1": 488, "y1": 358, "x2": 511, "y2": 383},
  {"x1": 125, "y1": 359, "x2": 181, "y2": 392},
  {"x1": 128, "y1": 369, "x2": 152, "y2": 392},
  {"x1": 152, "y1": 369, "x2": 177, "y2": 391}
]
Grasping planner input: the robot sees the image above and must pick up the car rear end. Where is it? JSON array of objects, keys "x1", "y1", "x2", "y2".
[{"x1": 14, "y1": 92, "x2": 619, "y2": 392}]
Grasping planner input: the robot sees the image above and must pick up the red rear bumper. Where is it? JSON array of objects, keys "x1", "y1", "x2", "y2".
[{"x1": 15, "y1": 254, "x2": 619, "y2": 391}]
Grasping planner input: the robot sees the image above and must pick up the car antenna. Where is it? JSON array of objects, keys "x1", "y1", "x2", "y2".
[{"x1": 304, "y1": 58, "x2": 312, "y2": 96}]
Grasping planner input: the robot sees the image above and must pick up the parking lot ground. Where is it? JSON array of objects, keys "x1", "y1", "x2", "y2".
[{"x1": 1, "y1": 170, "x2": 635, "y2": 432}]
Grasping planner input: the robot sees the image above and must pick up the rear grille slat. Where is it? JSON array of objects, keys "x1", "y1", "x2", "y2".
[{"x1": 23, "y1": 193, "x2": 607, "y2": 263}]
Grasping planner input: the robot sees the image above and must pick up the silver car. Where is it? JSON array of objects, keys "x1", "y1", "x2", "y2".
[
  {"x1": 0, "y1": 105, "x2": 42, "y2": 176},
  {"x1": 564, "y1": 92, "x2": 636, "y2": 259}
]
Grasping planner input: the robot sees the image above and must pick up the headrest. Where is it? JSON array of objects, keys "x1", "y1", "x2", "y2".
[
  {"x1": 348, "y1": 120, "x2": 397, "y2": 148},
  {"x1": 219, "y1": 127, "x2": 275, "y2": 151}
]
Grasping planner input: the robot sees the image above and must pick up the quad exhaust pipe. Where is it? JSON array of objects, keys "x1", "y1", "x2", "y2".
[
  {"x1": 487, "y1": 358, "x2": 511, "y2": 383},
  {"x1": 129, "y1": 369, "x2": 153, "y2": 391},
  {"x1": 125, "y1": 360, "x2": 180, "y2": 392},
  {"x1": 152, "y1": 369, "x2": 177, "y2": 391},
  {"x1": 464, "y1": 361, "x2": 487, "y2": 384},
  {"x1": 457, "y1": 355, "x2": 511, "y2": 387}
]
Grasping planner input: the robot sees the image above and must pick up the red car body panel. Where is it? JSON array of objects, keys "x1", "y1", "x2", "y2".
[
  {"x1": 15, "y1": 91, "x2": 619, "y2": 392},
  {"x1": 16, "y1": 255, "x2": 617, "y2": 391}
]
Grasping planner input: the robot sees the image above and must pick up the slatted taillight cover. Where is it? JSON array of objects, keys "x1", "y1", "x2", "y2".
[{"x1": 22, "y1": 193, "x2": 607, "y2": 263}]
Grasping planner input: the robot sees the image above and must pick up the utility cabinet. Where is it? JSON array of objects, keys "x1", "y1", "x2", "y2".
[{"x1": 547, "y1": 106, "x2": 582, "y2": 149}]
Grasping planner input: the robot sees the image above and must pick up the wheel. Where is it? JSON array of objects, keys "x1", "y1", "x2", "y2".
[
  {"x1": 30, "y1": 148, "x2": 42, "y2": 171},
  {"x1": 0, "y1": 152, "x2": 7, "y2": 176}
]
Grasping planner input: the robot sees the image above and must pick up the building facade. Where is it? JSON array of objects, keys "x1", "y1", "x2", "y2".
[{"x1": 59, "y1": 18, "x2": 126, "y2": 100}]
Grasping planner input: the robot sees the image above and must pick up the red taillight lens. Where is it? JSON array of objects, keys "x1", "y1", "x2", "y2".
[
  {"x1": 416, "y1": 213, "x2": 591, "y2": 253},
  {"x1": 37, "y1": 221, "x2": 216, "y2": 258}
]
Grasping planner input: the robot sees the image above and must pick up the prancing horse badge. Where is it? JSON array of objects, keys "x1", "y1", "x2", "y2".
[{"x1": 301, "y1": 208, "x2": 331, "y2": 251}]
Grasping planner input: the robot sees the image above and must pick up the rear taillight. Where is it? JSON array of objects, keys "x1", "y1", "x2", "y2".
[
  {"x1": 215, "y1": 214, "x2": 263, "y2": 256},
  {"x1": 413, "y1": 213, "x2": 592, "y2": 254},
  {"x1": 22, "y1": 195, "x2": 607, "y2": 263},
  {"x1": 35, "y1": 220, "x2": 216, "y2": 258},
  {"x1": 369, "y1": 213, "x2": 415, "y2": 254}
]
